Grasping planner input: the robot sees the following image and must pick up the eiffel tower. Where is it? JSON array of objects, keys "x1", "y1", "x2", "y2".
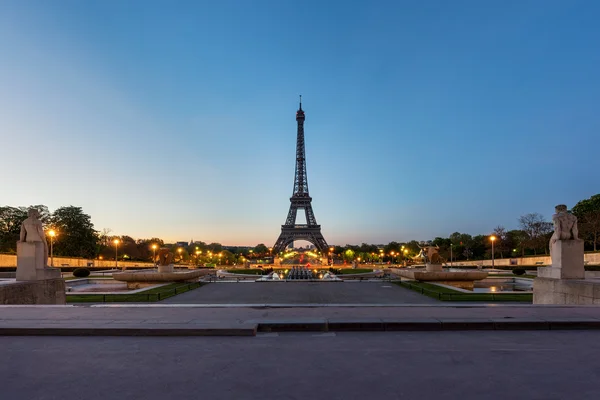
[{"x1": 273, "y1": 97, "x2": 329, "y2": 254}]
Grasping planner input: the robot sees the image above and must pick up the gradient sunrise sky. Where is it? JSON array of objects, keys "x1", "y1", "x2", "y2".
[{"x1": 1, "y1": 0, "x2": 599, "y2": 246}]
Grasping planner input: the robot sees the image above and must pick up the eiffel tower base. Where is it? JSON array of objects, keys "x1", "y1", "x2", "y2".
[{"x1": 273, "y1": 225, "x2": 329, "y2": 254}]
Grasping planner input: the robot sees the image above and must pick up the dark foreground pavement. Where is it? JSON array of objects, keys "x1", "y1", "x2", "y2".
[{"x1": 1, "y1": 331, "x2": 599, "y2": 400}]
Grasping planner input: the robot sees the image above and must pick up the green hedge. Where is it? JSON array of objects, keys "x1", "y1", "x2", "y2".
[{"x1": 67, "y1": 282, "x2": 204, "y2": 303}]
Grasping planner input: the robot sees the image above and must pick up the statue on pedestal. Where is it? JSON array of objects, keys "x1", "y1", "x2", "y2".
[
  {"x1": 16, "y1": 208, "x2": 60, "y2": 281},
  {"x1": 155, "y1": 247, "x2": 174, "y2": 273},
  {"x1": 538, "y1": 204, "x2": 584, "y2": 280},
  {"x1": 418, "y1": 243, "x2": 444, "y2": 272}
]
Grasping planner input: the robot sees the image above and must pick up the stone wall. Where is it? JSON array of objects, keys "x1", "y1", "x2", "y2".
[
  {"x1": 452, "y1": 252, "x2": 600, "y2": 267},
  {"x1": 0, "y1": 254, "x2": 153, "y2": 268},
  {"x1": 0, "y1": 279, "x2": 66, "y2": 304},
  {"x1": 533, "y1": 277, "x2": 600, "y2": 304}
]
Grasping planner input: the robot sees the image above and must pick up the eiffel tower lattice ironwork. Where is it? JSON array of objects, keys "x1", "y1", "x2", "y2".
[{"x1": 273, "y1": 97, "x2": 329, "y2": 254}]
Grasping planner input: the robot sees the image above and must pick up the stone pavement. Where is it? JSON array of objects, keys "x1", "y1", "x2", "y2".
[
  {"x1": 163, "y1": 281, "x2": 439, "y2": 304},
  {"x1": 1, "y1": 304, "x2": 600, "y2": 335}
]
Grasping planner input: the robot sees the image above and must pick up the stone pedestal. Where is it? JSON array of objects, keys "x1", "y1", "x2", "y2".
[
  {"x1": 158, "y1": 264, "x2": 174, "y2": 273},
  {"x1": 16, "y1": 242, "x2": 60, "y2": 281},
  {"x1": 0, "y1": 279, "x2": 66, "y2": 304},
  {"x1": 537, "y1": 240, "x2": 584, "y2": 280},
  {"x1": 426, "y1": 263, "x2": 443, "y2": 272},
  {"x1": 534, "y1": 278, "x2": 600, "y2": 304}
]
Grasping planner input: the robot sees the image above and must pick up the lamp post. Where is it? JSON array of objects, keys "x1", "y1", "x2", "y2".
[
  {"x1": 490, "y1": 236, "x2": 496, "y2": 268},
  {"x1": 178, "y1": 248, "x2": 183, "y2": 263},
  {"x1": 329, "y1": 247, "x2": 334, "y2": 266},
  {"x1": 113, "y1": 239, "x2": 120, "y2": 269},
  {"x1": 152, "y1": 244, "x2": 157, "y2": 266},
  {"x1": 403, "y1": 249, "x2": 408, "y2": 266},
  {"x1": 450, "y1": 243, "x2": 453, "y2": 267},
  {"x1": 48, "y1": 229, "x2": 56, "y2": 267},
  {"x1": 391, "y1": 251, "x2": 395, "y2": 265}
]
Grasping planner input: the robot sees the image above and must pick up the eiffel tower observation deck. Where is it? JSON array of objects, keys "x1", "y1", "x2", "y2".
[{"x1": 273, "y1": 97, "x2": 329, "y2": 254}]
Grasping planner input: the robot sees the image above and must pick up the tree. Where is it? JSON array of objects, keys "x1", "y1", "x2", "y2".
[
  {"x1": 432, "y1": 237, "x2": 452, "y2": 259},
  {"x1": 0, "y1": 206, "x2": 27, "y2": 252},
  {"x1": 253, "y1": 243, "x2": 269, "y2": 255},
  {"x1": 492, "y1": 226, "x2": 508, "y2": 258},
  {"x1": 207, "y1": 242, "x2": 223, "y2": 253},
  {"x1": 573, "y1": 194, "x2": 600, "y2": 251},
  {"x1": 518, "y1": 213, "x2": 552, "y2": 255},
  {"x1": 118, "y1": 236, "x2": 140, "y2": 260},
  {"x1": 0, "y1": 205, "x2": 50, "y2": 253},
  {"x1": 50, "y1": 206, "x2": 98, "y2": 259}
]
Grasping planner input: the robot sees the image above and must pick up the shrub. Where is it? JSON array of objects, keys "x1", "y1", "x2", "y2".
[
  {"x1": 512, "y1": 268, "x2": 526, "y2": 276},
  {"x1": 72, "y1": 268, "x2": 90, "y2": 278},
  {"x1": 262, "y1": 267, "x2": 274, "y2": 275}
]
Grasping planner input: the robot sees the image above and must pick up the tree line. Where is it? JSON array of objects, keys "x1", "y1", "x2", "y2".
[{"x1": 1, "y1": 194, "x2": 598, "y2": 264}]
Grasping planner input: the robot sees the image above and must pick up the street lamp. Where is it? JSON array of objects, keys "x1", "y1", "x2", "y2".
[
  {"x1": 403, "y1": 249, "x2": 408, "y2": 266},
  {"x1": 151, "y1": 244, "x2": 158, "y2": 266},
  {"x1": 218, "y1": 253, "x2": 222, "y2": 265},
  {"x1": 450, "y1": 243, "x2": 453, "y2": 267},
  {"x1": 178, "y1": 248, "x2": 183, "y2": 263},
  {"x1": 329, "y1": 247, "x2": 334, "y2": 266},
  {"x1": 113, "y1": 239, "x2": 120, "y2": 269},
  {"x1": 490, "y1": 236, "x2": 496, "y2": 268},
  {"x1": 48, "y1": 229, "x2": 56, "y2": 267},
  {"x1": 391, "y1": 251, "x2": 395, "y2": 265}
]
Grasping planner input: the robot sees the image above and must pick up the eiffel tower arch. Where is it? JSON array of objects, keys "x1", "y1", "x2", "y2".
[{"x1": 273, "y1": 97, "x2": 329, "y2": 254}]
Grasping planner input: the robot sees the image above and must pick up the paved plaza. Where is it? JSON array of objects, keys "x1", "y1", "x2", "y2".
[
  {"x1": 2, "y1": 331, "x2": 600, "y2": 400},
  {"x1": 163, "y1": 281, "x2": 440, "y2": 304}
]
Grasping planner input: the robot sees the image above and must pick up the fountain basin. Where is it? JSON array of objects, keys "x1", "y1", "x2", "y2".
[
  {"x1": 338, "y1": 270, "x2": 384, "y2": 280},
  {"x1": 390, "y1": 268, "x2": 488, "y2": 290},
  {"x1": 113, "y1": 268, "x2": 212, "y2": 289}
]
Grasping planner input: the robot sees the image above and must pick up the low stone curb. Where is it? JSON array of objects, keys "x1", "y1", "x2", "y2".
[
  {"x1": 0, "y1": 323, "x2": 258, "y2": 337},
  {"x1": 1, "y1": 318, "x2": 600, "y2": 336},
  {"x1": 255, "y1": 318, "x2": 600, "y2": 332}
]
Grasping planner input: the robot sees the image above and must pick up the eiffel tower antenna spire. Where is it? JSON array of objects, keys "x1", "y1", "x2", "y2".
[{"x1": 272, "y1": 99, "x2": 329, "y2": 255}]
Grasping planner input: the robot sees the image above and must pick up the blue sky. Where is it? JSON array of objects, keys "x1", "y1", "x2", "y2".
[{"x1": 1, "y1": 0, "x2": 599, "y2": 246}]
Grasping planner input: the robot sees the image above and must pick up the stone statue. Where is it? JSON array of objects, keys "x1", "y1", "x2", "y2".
[
  {"x1": 16, "y1": 208, "x2": 60, "y2": 281},
  {"x1": 551, "y1": 204, "x2": 578, "y2": 240},
  {"x1": 550, "y1": 204, "x2": 578, "y2": 257},
  {"x1": 418, "y1": 244, "x2": 443, "y2": 265},
  {"x1": 19, "y1": 208, "x2": 49, "y2": 267},
  {"x1": 156, "y1": 248, "x2": 173, "y2": 266},
  {"x1": 418, "y1": 243, "x2": 445, "y2": 272}
]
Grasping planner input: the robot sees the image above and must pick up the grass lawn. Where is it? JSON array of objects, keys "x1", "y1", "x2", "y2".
[
  {"x1": 67, "y1": 282, "x2": 204, "y2": 303},
  {"x1": 395, "y1": 281, "x2": 533, "y2": 302}
]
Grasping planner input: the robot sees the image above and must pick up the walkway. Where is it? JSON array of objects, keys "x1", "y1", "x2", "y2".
[
  {"x1": 162, "y1": 281, "x2": 439, "y2": 304},
  {"x1": 1, "y1": 304, "x2": 600, "y2": 335}
]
